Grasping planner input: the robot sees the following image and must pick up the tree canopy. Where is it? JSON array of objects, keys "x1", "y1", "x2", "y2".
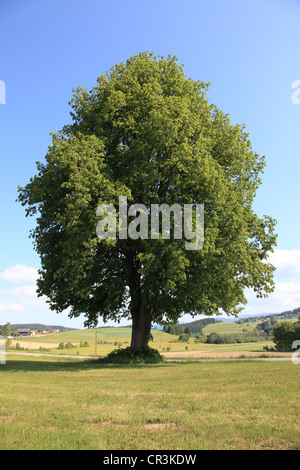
[
  {"x1": 18, "y1": 52, "x2": 277, "y2": 350},
  {"x1": 273, "y1": 319, "x2": 300, "y2": 351}
]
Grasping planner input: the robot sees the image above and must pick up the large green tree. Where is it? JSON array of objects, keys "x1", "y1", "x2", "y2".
[
  {"x1": 18, "y1": 52, "x2": 277, "y2": 351},
  {"x1": 273, "y1": 318, "x2": 300, "y2": 351}
]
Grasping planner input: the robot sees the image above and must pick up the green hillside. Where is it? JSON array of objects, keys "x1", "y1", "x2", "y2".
[
  {"x1": 12, "y1": 326, "x2": 180, "y2": 357},
  {"x1": 15, "y1": 326, "x2": 176, "y2": 345},
  {"x1": 202, "y1": 321, "x2": 258, "y2": 335},
  {"x1": 4, "y1": 323, "x2": 76, "y2": 332}
]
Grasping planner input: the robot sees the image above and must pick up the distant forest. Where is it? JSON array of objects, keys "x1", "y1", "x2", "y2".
[
  {"x1": 163, "y1": 318, "x2": 221, "y2": 335},
  {"x1": 162, "y1": 307, "x2": 300, "y2": 345},
  {"x1": 236, "y1": 307, "x2": 300, "y2": 324}
]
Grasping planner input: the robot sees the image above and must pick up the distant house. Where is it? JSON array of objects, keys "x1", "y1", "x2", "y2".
[{"x1": 17, "y1": 329, "x2": 32, "y2": 336}]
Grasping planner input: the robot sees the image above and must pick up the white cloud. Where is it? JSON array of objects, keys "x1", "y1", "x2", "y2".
[
  {"x1": 0, "y1": 265, "x2": 45, "y2": 319},
  {"x1": 7, "y1": 285, "x2": 37, "y2": 296},
  {"x1": 243, "y1": 280, "x2": 300, "y2": 316},
  {"x1": 272, "y1": 281, "x2": 300, "y2": 309},
  {"x1": 268, "y1": 249, "x2": 300, "y2": 281},
  {"x1": 242, "y1": 249, "x2": 300, "y2": 316},
  {"x1": 1, "y1": 285, "x2": 46, "y2": 308},
  {"x1": 0, "y1": 265, "x2": 38, "y2": 285},
  {"x1": 0, "y1": 301, "x2": 25, "y2": 312},
  {"x1": 0, "y1": 265, "x2": 84, "y2": 328}
]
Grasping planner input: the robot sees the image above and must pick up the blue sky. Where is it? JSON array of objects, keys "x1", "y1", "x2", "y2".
[{"x1": 0, "y1": 0, "x2": 300, "y2": 328}]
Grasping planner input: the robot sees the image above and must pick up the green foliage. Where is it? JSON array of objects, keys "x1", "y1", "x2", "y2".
[
  {"x1": 263, "y1": 345, "x2": 277, "y2": 352},
  {"x1": 273, "y1": 319, "x2": 300, "y2": 351},
  {"x1": 254, "y1": 320, "x2": 274, "y2": 337},
  {"x1": 182, "y1": 318, "x2": 221, "y2": 334},
  {"x1": 206, "y1": 332, "x2": 243, "y2": 344},
  {"x1": 58, "y1": 342, "x2": 75, "y2": 349},
  {"x1": 99, "y1": 346, "x2": 164, "y2": 364},
  {"x1": 38, "y1": 346, "x2": 50, "y2": 352},
  {"x1": 18, "y1": 51, "x2": 277, "y2": 349},
  {"x1": 4, "y1": 340, "x2": 26, "y2": 351},
  {"x1": 163, "y1": 324, "x2": 185, "y2": 335},
  {"x1": 163, "y1": 318, "x2": 220, "y2": 336},
  {"x1": 178, "y1": 333, "x2": 191, "y2": 342},
  {"x1": 194, "y1": 332, "x2": 207, "y2": 343},
  {"x1": 2, "y1": 323, "x2": 11, "y2": 337}
]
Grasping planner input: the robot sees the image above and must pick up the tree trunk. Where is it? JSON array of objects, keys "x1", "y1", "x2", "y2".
[{"x1": 130, "y1": 293, "x2": 152, "y2": 351}]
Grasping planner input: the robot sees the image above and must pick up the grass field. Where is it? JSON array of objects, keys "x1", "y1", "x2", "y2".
[
  {"x1": 0, "y1": 355, "x2": 299, "y2": 450},
  {"x1": 202, "y1": 320, "x2": 258, "y2": 335},
  {"x1": 6, "y1": 325, "x2": 290, "y2": 359}
]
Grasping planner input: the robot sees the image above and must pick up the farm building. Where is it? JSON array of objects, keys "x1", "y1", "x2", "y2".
[{"x1": 17, "y1": 329, "x2": 32, "y2": 336}]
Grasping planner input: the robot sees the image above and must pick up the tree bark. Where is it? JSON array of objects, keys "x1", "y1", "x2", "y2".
[{"x1": 130, "y1": 293, "x2": 153, "y2": 351}]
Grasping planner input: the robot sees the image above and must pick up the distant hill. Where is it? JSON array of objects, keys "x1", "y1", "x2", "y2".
[
  {"x1": 3, "y1": 306, "x2": 299, "y2": 334},
  {"x1": 5, "y1": 323, "x2": 77, "y2": 331},
  {"x1": 163, "y1": 306, "x2": 300, "y2": 336},
  {"x1": 180, "y1": 307, "x2": 300, "y2": 327},
  {"x1": 181, "y1": 318, "x2": 222, "y2": 333},
  {"x1": 235, "y1": 307, "x2": 300, "y2": 324},
  {"x1": 164, "y1": 318, "x2": 221, "y2": 335}
]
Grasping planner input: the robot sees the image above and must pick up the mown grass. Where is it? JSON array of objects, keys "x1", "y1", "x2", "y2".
[{"x1": 0, "y1": 355, "x2": 299, "y2": 450}]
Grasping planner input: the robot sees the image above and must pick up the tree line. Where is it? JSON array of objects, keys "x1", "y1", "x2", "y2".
[
  {"x1": 236, "y1": 308, "x2": 300, "y2": 324},
  {"x1": 163, "y1": 316, "x2": 300, "y2": 346},
  {"x1": 163, "y1": 318, "x2": 220, "y2": 336}
]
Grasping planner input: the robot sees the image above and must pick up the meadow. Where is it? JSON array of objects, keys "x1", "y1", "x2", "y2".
[
  {"x1": 0, "y1": 355, "x2": 299, "y2": 450},
  {"x1": 8, "y1": 324, "x2": 292, "y2": 359}
]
